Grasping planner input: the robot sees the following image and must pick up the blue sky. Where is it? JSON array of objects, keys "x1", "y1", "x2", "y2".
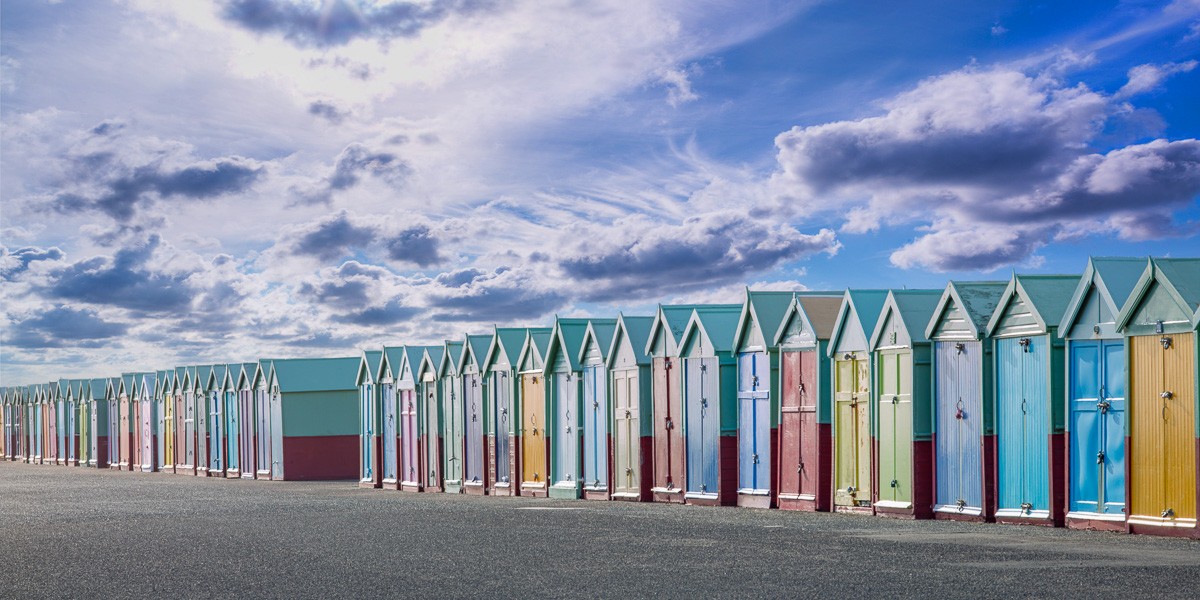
[{"x1": 2, "y1": 0, "x2": 1198, "y2": 383}]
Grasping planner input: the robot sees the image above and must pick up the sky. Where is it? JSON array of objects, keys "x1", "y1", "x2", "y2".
[{"x1": 2, "y1": 0, "x2": 1199, "y2": 384}]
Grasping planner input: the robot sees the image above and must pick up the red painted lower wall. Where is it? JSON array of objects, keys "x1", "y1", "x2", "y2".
[
  {"x1": 1049, "y1": 432, "x2": 1066, "y2": 527},
  {"x1": 982, "y1": 434, "x2": 996, "y2": 522},
  {"x1": 912, "y1": 440, "x2": 934, "y2": 519},
  {"x1": 282, "y1": 435, "x2": 358, "y2": 481},
  {"x1": 638, "y1": 435, "x2": 653, "y2": 501},
  {"x1": 96, "y1": 435, "x2": 109, "y2": 469}
]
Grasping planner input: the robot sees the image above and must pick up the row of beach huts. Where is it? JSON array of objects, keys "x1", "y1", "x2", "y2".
[{"x1": 2, "y1": 257, "x2": 1198, "y2": 538}]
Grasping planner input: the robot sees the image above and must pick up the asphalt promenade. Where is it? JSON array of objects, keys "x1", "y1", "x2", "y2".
[{"x1": 2, "y1": 463, "x2": 1198, "y2": 599}]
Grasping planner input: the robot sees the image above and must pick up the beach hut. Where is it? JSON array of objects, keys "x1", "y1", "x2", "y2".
[
  {"x1": 203, "y1": 366, "x2": 228, "y2": 477},
  {"x1": 645, "y1": 304, "x2": 697, "y2": 503},
  {"x1": 867, "y1": 289, "x2": 942, "y2": 518},
  {"x1": 74, "y1": 379, "x2": 89, "y2": 467},
  {"x1": 418, "y1": 346, "x2": 445, "y2": 492},
  {"x1": 223, "y1": 364, "x2": 247, "y2": 478},
  {"x1": 103, "y1": 378, "x2": 119, "y2": 469},
  {"x1": 116, "y1": 375, "x2": 135, "y2": 470},
  {"x1": 191, "y1": 366, "x2": 211, "y2": 476},
  {"x1": 235, "y1": 362, "x2": 259, "y2": 478},
  {"x1": 1, "y1": 388, "x2": 8, "y2": 460},
  {"x1": 49, "y1": 380, "x2": 63, "y2": 465},
  {"x1": 542, "y1": 317, "x2": 593, "y2": 500},
  {"x1": 134, "y1": 372, "x2": 159, "y2": 472},
  {"x1": 517, "y1": 329, "x2": 553, "y2": 497},
  {"x1": 156, "y1": 369, "x2": 174, "y2": 473},
  {"x1": 459, "y1": 333, "x2": 494, "y2": 494},
  {"x1": 438, "y1": 341, "x2": 465, "y2": 493},
  {"x1": 1116, "y1": 258, "x2": 1200, "y2": 538},
  {"x1": 254, "y1": 357, "x2": 360, "y2": 480},
  {"x1": 377, "y1": 347, "x2": 402, "y2": 489},
  {"x1": 985, "y1": 274, "x2": 1077, "y2": 526},
  {"x1": 578, "y1": 318, "x2": 618, "y2": 500},
  {"x1": 731, "y1": 290, "x2": 815, "y2": 508},
  {"x1": 251, "y1": 360, "x2": 275, "y2": 479},
  {"x1": 394, "y1": 346, "x2": 433, "y2": 492},
  {"x1": 925, "y1": 281, "x2": 1008, "y2": 521},
  {"x1": 1058, "y1": 257, "x2": 1145, "y2": 531},
  {"x1": 357, "y1": 349, "x2": 384, "y2": 488},
  {"x1": 773, "y1": 294, "x2": 844, "y2": 512},
  {"x1": 606, "y1": 315, "x2": 655, "y2": 501},
  {"x1": 677, "y1": 305, "x2": 742, "y2": 506},
  {"x1": 828, "y1": 290, "x2": 890, "y2": 513},
  {"x1": 481, "y1": 328, "x2": 542, "y2": 496},
  {"x1": 173, "y1": 366, "x2": 196, "y2": 475}
]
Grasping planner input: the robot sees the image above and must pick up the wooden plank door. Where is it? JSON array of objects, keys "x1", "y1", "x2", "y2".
[
  {"x1": 491, "y1": 373, "x2": 511, "y2": 485},
  {"x1": 140, "y1": 398, "x2": 154, "y2": 472},
  {"x1": 779, "y1": 351, "x2": 802, "y2": 497},
  {"x1": 422, "y1": 382, "x2": 442, "y2": 489},
  {"x1": 652, "y1": 358, "x2": 683, "y2": 492},
  {"x1": 442, "y1": 377, "x2": 463, "y2": 487},
  {"x1": 737, "y1": 351, "x2": 770, "y2": 493},
  {"x1": 835, "y1": 356, "x2": 871, "y2": 506},
  {"x1": 521, "y1": 374, "x2": 546, "y2": 487},
  {"x1": 225, "y1": 391, "x2": 239, "y2": 476},
  {"x1": 269, "y1": 392, "x2": 283, "y2": 479},
  {"x1": 399, "y1": 389, "x2": 418, "y2": 484},
  {"x1": 613, "y1": 368, "x2": 639, "y2": 494},
  {"x1": 240, "y1": 390, "x2": 256, "y2": 478},
  {"x1": 382, "y1": 384, "x2": 398, "y2": 483},
  {"x1": 554, "y1": 372, "x2": 577, "y2": 486},
  {"x1": 877, "y1": 351, "x2": 913, "y2": 504},
  {"x1": 256, "y1": 390, "x2": 271, "y2": 478},
  {"x1": 685, "y1": 357, "x2": 720, "y2": 495},
  {"x1": 464, "y1": 374, "x2": 484, "y2": 485},
  {"x1": 208, "y1": 391, "x2": 222, "y2": 474},
  {"x1": 119, "y1": 399, "x2": 130, "y2": 469},
  {"x1": 583, "y1": 365, "x2": 608, "y2": 490},
  {"x1": 361, "y1": 384, "x2": 375, "y2": 482},
  {"x1": 1069, "y1": 340, "x2": 1127, "y2": 515},
  {"x1": 1130, "y1": 334, "x2": 1197, "y2": 523},
  {"x1": 196, "y1": 392, "x2": 208, "y2": 474}
]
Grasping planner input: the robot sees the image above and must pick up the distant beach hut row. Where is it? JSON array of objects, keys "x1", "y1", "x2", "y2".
[{"x1": 3, "y1": 257, "x2": 1197, "y2": 538}]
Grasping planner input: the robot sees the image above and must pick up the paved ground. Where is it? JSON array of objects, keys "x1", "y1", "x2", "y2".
[{"x1": 2, "y1": 463, "x2": 1198, "y2": 599}]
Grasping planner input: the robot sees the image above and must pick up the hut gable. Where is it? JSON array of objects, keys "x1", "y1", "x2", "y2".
[
  {"x1": 543, "y1": 318, "x2": 590, "y2": 375},
  {"x1": 579, "y1": 319, "x2": 618, "y2": 367},
  {"x1": 828, "y1": 290, "x2": 889, "y2": 356},
  {"x1": 416, "y1": 346, "x2": 444, "y2": 383},
  {"x1": 437, "y1": 342, "x2": 463, "y2": 379},
  {"x1": 357, "y1": 350, "x2": 382, "y2": 386},
  {"x1": 869, "y1": 290, "x2": 942, "y2": 351},
  {"x1": 733, "y1": 290, "x2": 799, "y2": 354},
  {"x1": 925, "y1": 281, "x2": 1008, "y2": 341},
  {"x1": 607, "y1": 314, "x2": 654, "y2": 370},
  {"x1": 645, "y1": 304, "x2": 697, "y2": 357},
  {"x1": 679, "y1": 305, "x2": 741, "y2": 358},
  {"x1": 1059, "y1": 257, "x2": 1149, "y2": 339},
  {"x1": 986, "y1": 274, "x2": 1080, "y2": 338},
  {"x1": 518, "y1": 330, "x2": 552, "y2": 373},
  {"x1": 483, "y1": 327, "x2": 534, "y2": 372},
  {"x1": 775, "y1": 295, "x2": 843, "y2": 348},
  {"x1": 1117, "y1": 258, "x2": 1200, "y2": 334},
  {"x1": 459, "y1": 334, "x2": 493, "y2": 375}
]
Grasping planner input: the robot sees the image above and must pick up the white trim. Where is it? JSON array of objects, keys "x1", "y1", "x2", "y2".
[
  {"x1": 651, "y1": 486, "x2": 683, "y2": 495},
  {"x1": 685, "y1": 491, "x2": 718, "y2": 500},
  {"x1": 583, "y1": 485, "x2": 608, "y2": 492},
  {"x1": 382, "y1": 478, "x2": 399, "y2": 485},
  {"x1": 995, "y1": 508, "x2": 1050, "y2": 519},
  {"x1": 610, "y1": 492, "x2": 639, "y2": 499},
  {"x1": 465, "y1": 480, "x2": 485, "y2": 487},
  {"x1": 874, "y1": 500, "x2": 913, "y2": 510},
  {"x1": 494, "y1": 482, "x2": 511, "y2": 488},
  {"x1": 1128, "y1": 515, "x2": 1198, "y2": 528},
  {"x1": 934, "y1": 504, "x2": 983, "y2": 516},
  {"x1": 778, "y1": 493, "x2": 817, "y2": 501},
  {"x1": 1066, "y1": 510, "x2": 1126, "y2": 522},
  {"x1": 737, "y1": 488, "x2": 770, "y2": 496}
]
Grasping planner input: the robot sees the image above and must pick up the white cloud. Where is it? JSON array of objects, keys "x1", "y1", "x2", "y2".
[{"x1": 1116, "y1": 60, "x2": 1198, "y2": 98}]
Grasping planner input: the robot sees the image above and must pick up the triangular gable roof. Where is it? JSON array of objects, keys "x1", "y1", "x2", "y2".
[
  {"x1": 1058, "y1": 257, "x2": 1147, "y2": 334},
  {"x1": 543, "y1": 317, "x2": 591, "y2": 374},
  {"x1": 175, "y1": 366, "x2": 189, "y2": 392},
  {"x1": 679, "y1": 304, "x2": 743, "y2": 356},
  {"x1": 773, "y1": 295, "x2": 844, "y2": 345},
  {"x1": 357, "y1": 350, "x2": 382, "y2": 386},
  {"x1": 482, "y1": 327, "x2": 537, "y2": 372},
  {"x1": 269, "y1": 357, "x2": 359, "y2": 393},
  {"x1": 252, "y1": 360, "x2": 273, "y2": 389},
  {"x1": 869, "y1": 289, "x2": 943, "y2": 349},
  {"x1": 135, "y1": 372, "x2": 157, "y2": 399},
  {"x1": 985, "y1": 274, "x2": 1080, "y2": 336},
  {"x1": 644, "y1": 304, "x2": 699, "y2": 356},
  {"x1": 418, "y1": 346, "x2": 444, "y2": 381},
  {"x1": 732, "y1": 289, "x2": 802, "y2": 352},
  {"x1": 120, "y1": 374, "x2": 135, "y2": 398},
  {"x1": 438, "y1": 341, "x2": 464, "y2": 378},
  {"x1": 459, "y1": 333, "x2": 494, "y2": 373},
  {"x1": 192, "y1": 366, "x2": 211, "y2": 392},
  {"x1": 827, "y1": 290, "x2": 889, "y2": 356},
  {"x1": 378, "y1": 346, "x2": 401, "y2": 382},
  {"x1": 155, "y1": 370, "x2": 172, "y2": 397},
  {"x1": 607, "y1": 314, "x2": 655, "y2": 368},
  {"x1": 1116, "y1": 257, "x2": 1200, "y2": 330},
  {"x1": 578, "y1": 318, "x2": 619, "y2": 365},
  {"x1": 398, "y1": 346, "x2": 431, "y2": 382},
  {"x1": 517, "y1": 329, "x2": 553, "y2": 372},
  {"x1": 207, "y1": 365, "x2": 229, "y2": 391},
  {"x1": 235, "y1": 362, "x2": 258, "y2": 391},
  {"x1": 924, "y1": 281, "x2": 1008, "y2": 340},
  {"x1": 69, "y1": 379, "x2": 85, "y2": 402}
]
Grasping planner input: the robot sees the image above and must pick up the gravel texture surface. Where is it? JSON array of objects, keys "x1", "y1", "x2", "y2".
[{"x1": 3, "y1": 462, "x2": 1198, "y2": 599}]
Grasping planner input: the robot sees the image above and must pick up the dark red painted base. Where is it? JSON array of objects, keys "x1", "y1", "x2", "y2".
[
  {"x1": 1049, "y1": 431, "x2": 1066, "y2": 527},
  {"x1": 817, "y1": 423, "x2": 833, "y2": 512},
  {"x1": 912, "y1": 439, "x2": 934, "y2": 519},
  {"x1": 982, "y1": 434, "x2": 997, "y2": 522},
  {"x1": 1128, "y1": 522, "x2": 1200, "y2": 539},
  {"x1": 95, "y1": 435, "x2": 110, "y2": 469},
  {"x1": 777, "y1": 497, "x2": 819, "y2": 511},
  {"x1": 282, "y1": 435, "x2": 358, "y2": 480},
  {"x1": 768, "y1": 426, "x2": 778, "y2": 509}
]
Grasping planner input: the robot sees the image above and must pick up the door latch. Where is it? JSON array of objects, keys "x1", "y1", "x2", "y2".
[
  {"x1": 751, "y1": 453, "x2": 759, "y2": 465},
  {"x1": 890, "y1": 479, "x2": 898, "y2": 488},
  {"x1": 1096, "y1": 451, "x2": 1105, "y2": 464},
  {"x1": 1097, "y1": 401, "x2": 1110, "y2": 414},
  {"x1": 1020, "y1": 502, "x2": 1033, "y2": 512},
  {"x1": 1162, "y1": 508, "x2": 1175, "y2": 518},
  {"x1": 1161, "y1": 391, "x2": 1174, "y2": 399},
  {"x1": 665, "y1": 417, "x2": 674, "y2": 430},
  {"x1": 846, "y1": 485, "x2": 856, "y2": 495},
  {"x1": 891, "y1": 396, "x2": 899, "y2": 405},
  {"x1": 625, "y1": 467, "x2": 633, "y2": 475}
]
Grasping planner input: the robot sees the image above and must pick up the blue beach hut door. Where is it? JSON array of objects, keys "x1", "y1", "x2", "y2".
[
  {"x1": 382, "y1": 383, "x2": 397, "y2": 483},
  {"x1": 583, "y1": 364, "x2": 608, "y2": 490},
  {"x1": 1069, "y1": 340, "x2": 1126, "y2": 515},
  {"x1": 737, "y1": 351, "x2": 770, "y2": 495},
  {"x1": 997, "y1": 336, "x2": 1050, "y2": 516},
  {"x1": 934, "y1": 341, "x2": 983, "y2": 512},
  {"x1": 685, "y1": 357, "x2": 720, "y2": 495}
]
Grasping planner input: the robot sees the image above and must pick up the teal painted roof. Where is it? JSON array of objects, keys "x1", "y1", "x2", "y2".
[
  {"x1": 734, "y1": 290, "x2": 807, "y2": 351},
  {"x1": 208, "y1": 365, "x2": 228, "y2": 390},
  {"x1": 547, "y1": 318, "x2": 591, "y2": 373},
  {"x1": 923, "y1": 281, "x2": 1007, "y2": 340},
  {"x1": 580, "y1": 319, "x2": 618, "y2": 364},
  {"x1": 438, "y1": 341, "x2": 464, "y2": 377},
  {"x1": 870, "y1": 289, "x2": 942, "y2": 348},
  {"x1": 1153, "y1": 258, "x2": 1200, "y2": 324},
  {"x1": 662, "y1": 305, "x2": 696, "y2": 341},
  {"x1": 484, "y1": 327, "x2": 538, "y2": 370},
  {"x1": 358, "y1": 350, "x2": 383, "y2": 385},
  {"x1": 828, "y1": 289, "x2": 889, "y2": 354},
  {"x1": 986, "y1": 274, "x2": 1080, "y2": 335},
  {"x1": 681, "y1": 304, "x2": 743, "y2": 354},
  {"x1": 236, "y1": 362, "x2": 258, "y2": 390},
  {"x1": 89, "y1": 378, "x2": 106, "y2": 400},
  {"x1": 270, "y1": 357, "x2": 358, "y2": 393},
  {"x1": 1058, "y1": 257, "x2": 1148, "y2": 332},
  {"x1": 520, "y1": 329, "x2": 554, "y2": 369},
  {"x1": 609, "y1": 314, "x2": 655, "y2": 367},
  {"x1": 419, "y1": 346, "x2": 444, "y2": 379},
  {"x1": 380, "y1": 346, "x2": 405, "y2": 380},
  {"x1": 462, "y1": 334, "x2": 494, "y2": 371},
  {"x1": 400, "y1": 346, "x2": 429, "y2": 380}
]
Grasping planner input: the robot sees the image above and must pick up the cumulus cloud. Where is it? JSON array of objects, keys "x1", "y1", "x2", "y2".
[
  {"x1": 557, "y1": 212, "x2": 840, "y2": 301},
  {"x1": 427, "y1": 266, "x2": 567, "y2": 321},
  {"x1": 295, "y1": 142, "x2": 412, "y2": 205},
  {"x1": 219, "y1": 0, "x2": 499, "y2": 48},
  {"x1": 383, "y1": 224, "x2": 443, "y2": 267},
  {"x1": 297, "y1": 260, "x2": 419, "y2": 326},
  {"x1": 768, "y1": 65, "x2": 1200, "y2": 271},
  {"x1": 5, "y1": 305, "x2": 129, "y2": 349},
  {"x1": 0, "y1": 245, "x2": 65, "y2": 280},
  {"x1": 288, "y1": 210, "x2": 375, "y2": 261},
  {"x1": 43, "y1": 235, "x2": 196, "y2": 313},
  {"x1": 308, "y1": 100, "x2": 348, "y2": 123},
  {"x1": 1116, "y1": 60, "x2": 1198, "y2": 98}
]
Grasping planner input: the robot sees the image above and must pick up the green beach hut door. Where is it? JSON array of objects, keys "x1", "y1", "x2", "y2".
[
  {"x1": 835, "y1": 354, "x2": 871, "y2": 507},
  {"x1": 877, "y1": 350, "x2": 913, "y2": 507}
]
